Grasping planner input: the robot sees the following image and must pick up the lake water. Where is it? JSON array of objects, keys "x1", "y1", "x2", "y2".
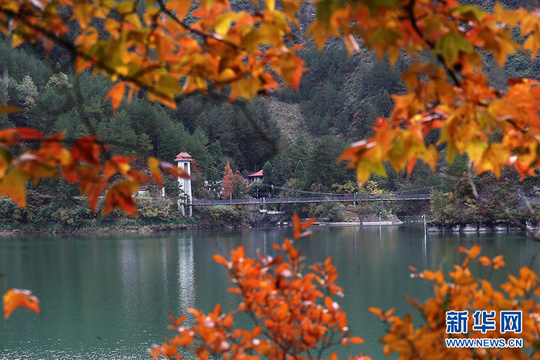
[{"x1": 0, "y1": 225, "x2": 539, "y2": 359}]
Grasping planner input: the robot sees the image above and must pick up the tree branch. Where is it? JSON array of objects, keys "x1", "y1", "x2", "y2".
[
  {"x1": 155, "y1": 0, "x2": 245, "y2": 51},
  {"x1": 405, "y1": 0, "x2": 462, "y2": 88}
]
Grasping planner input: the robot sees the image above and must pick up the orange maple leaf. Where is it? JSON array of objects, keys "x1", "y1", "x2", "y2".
[{"x1": 3, "y1": 288, "x2": 40, "y2": 318}]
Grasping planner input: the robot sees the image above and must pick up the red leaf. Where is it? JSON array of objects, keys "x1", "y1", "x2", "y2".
[
  {"x1": 71, "y1": 136, "x2": 104, "y2": 170},
  {"x1": 43, "y1": 37, "x2": 55, "y2": 57},
  {"x1": 103, "y1": 181, "x2": 141, "y2": 216},
  {"x1": 126, "y1": 170, "x2": 152, "y2": 183},
  {"x1": 104, "y1": 155, "x2": 135, "y2": 180},
  {"x1": 0, "y1": 105, "x2": 22, "y2": 114},
  {"x1": 293, "y1": 213, "x2": 301, "y2": 240},
  {"x1": 213, "y1": 254, "x2": 229, "y2": 266},
  {"x1": 78, "y1": 166, "x2": 105, "y2": 211},
  {"x1": 41, "y1": 133, "x2": 66, "y2": 160},
  {"x1": 0, "y1": 128, "x2": 42, "y2": 146},
  {"x1": 173, "y1": 335, "x2": 193, "y2": 346},
  {"x1": 3, "y1": 288, "x2": 40, "y2": 318},
  {"x1": 507, "y1": 77, "x2": 534, "y2": 85},
  {"x1": 301, "y1": 218, "x2": 317, "y2": 230},
  {"x1": 406, "y1": 157, "x2": 417, "y2": 177}
]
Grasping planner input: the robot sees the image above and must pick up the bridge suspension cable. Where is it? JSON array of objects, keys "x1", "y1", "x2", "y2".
[{"x1": 191, "y1": 159, "x2": 441, "y2": 197}]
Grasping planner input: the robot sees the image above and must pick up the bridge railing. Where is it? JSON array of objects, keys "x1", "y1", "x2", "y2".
[{"x1": 191, "y1": 194, "x2": 430, "y2": 206}]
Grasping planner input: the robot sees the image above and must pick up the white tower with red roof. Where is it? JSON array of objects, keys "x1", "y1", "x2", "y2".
[{"x1": 175, "y1": 152, "x2": 193, "y2": 217}]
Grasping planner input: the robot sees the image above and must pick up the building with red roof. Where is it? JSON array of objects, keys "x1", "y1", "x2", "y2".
[{"x1": 246, "y1": 170, "x2": 263, "y2": 184}]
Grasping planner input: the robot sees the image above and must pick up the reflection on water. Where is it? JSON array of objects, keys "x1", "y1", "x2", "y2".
[
  {"x1": 120, "y1": 240, "x2": 137, "y2": 310},
  {"x1": 0, "y1": 226, "x2": 538, "y2": 359},
  {"x1": 178, "y1": 237, "x2": 195, "y2": 313},
  {"x1": 423, "y1": 227, "x2": 427, "y2": 266}
]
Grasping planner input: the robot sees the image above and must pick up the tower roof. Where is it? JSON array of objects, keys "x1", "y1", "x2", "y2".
[{"x1": 175, "y1": 152, "x2": 193, "y2": 161}]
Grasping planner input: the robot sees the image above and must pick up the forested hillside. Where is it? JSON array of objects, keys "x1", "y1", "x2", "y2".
[{"x1": 1, "y1": 0, "x2": 540, "y2": 227}]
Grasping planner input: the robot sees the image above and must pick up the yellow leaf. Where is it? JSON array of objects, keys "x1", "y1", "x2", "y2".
[
  {"x1": 214, "y1": 13, "x2": 236, "y2": 37},
  {"x1": 422, "y1": 145, "x2": 439, "y2": 172},
  {"x1": 217, "y1": 68, "x2": 237, "y2": 84},
  {"x1": 477, "y1": 143, "x2": 508, "y2": 177},
  {"x1": 368, "y1": 307, "x2": 384, "y2": 319},
  {"x1": 71, "y1": 1, "x2": 96, "y2": 28},
  {"x1": 117, "y1": 1, "x2": 135, "y2": 15},
  {"x1": 148, "y1": 157, "x2": 163, "y2": 187},
  {"x1": 125, "y1": 13, "x2": 142, "y2": 28},
  {"x1": 0, "y1": 169, "x2": 29, "y2": 207},
  {"x1": 155, "y1": 76, "x2": 182, "y2": 103},
  {"x1": 446, "y1": 141, "x2": 458, "y2": 165},
  {"x1": 478, "y1": 29, "x2": 517, "y2": 67},
  {"x1": 306, "y1": 21, "x2": 338, "y2": 50},
  {"x1": 257, "y1": 23, "x2": 284, "y2": 46},
  {"x1": 494, "y1": 3, "x2": 524, "y2": 27},
  {"x1": 264, "y1": 0, "x2": 275, "y2": 11},
  {"x1": 0, "y1": 147, "x2": 13, "y2": 179},
  {"x1": 105, "y1": 18, "x2": 120, "y2": 38},
  {"x1": 368, "y1": 28, "x2": 402, "y2": 63},
  {"x1": 435, "y1": 32, "x2": 474, "y2": 67}
]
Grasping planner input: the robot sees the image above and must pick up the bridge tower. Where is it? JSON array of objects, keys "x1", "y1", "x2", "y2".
[{"x1": 175, "y1": 152, "x2": 193, "y2": 217}]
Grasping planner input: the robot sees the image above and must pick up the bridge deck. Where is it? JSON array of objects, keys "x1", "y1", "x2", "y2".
[{"x1": 192, "y1": 194, "x2": 430, "y2": 206}]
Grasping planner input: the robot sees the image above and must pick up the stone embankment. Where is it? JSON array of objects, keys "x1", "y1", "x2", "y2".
[
  {"x1": 427, "y1": 221, "x2": 530, "y2": 233},
  {"x1": 248, "y1": 210, "x2": 286, "y2": 227}
]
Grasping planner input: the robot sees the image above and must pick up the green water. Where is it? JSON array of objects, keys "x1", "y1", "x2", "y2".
[{"x1": 0, "y1": 225, "x2": 539, "y2": 359}]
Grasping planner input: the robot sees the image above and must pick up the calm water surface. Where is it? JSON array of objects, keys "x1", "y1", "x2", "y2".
[{"x1": 0, "y1": 225, "x2": 539, "y2": 359}]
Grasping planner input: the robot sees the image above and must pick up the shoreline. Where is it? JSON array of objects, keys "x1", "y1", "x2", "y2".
[
  {"x1": 0, "y1": 219, "x2": 413, "y2": 235},
  {"x1": 0, "y1": 223, "x2": 195, "y2": 236},
  {"x1": 7, "y1": 217, "x2": 534, "y2": 236}
]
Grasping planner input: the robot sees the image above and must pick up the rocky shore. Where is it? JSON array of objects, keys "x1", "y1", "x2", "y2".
[{"x1": 427, "y1": 220, "x2": 529, "y2": 233}]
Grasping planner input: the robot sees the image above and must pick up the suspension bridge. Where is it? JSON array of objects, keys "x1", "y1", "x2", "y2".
[{"x1": 186, "y1": 158, "x2": 434, "y2": 206}]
